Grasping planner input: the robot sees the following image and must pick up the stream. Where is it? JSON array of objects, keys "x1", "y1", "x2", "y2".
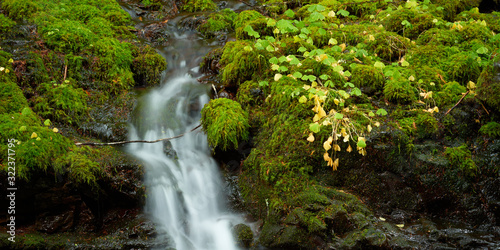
[{"x1": 123, "y1": 3, "x2": 246, "y2": 250}]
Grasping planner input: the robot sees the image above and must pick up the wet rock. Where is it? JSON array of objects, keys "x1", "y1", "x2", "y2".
[
  {"x1": 36, "y1": 210, "x2": 74, "y2": 233},
  {"x1": 233, "y1": 223, "x2": 253, "y2": 248}
]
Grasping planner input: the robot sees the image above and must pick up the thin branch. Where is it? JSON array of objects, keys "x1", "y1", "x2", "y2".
[
  {"x1": 75, "y1": 124, "x2": 202, "y2": 146},
  {"x1": 444, "y1": 90, "x2": 470, "y2": 117}
]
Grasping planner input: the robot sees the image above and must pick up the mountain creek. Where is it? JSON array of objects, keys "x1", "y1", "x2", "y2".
[{"x1": 0, "y1": 0, "x2": 499, "y2": 249}]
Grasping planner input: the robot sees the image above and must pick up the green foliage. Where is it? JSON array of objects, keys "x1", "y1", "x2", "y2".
[
  {"x1": 236, "y1": 80, "x2": 264, "y2": 108},
  {"x1": 368, "y1": 31, "x2": 411, "y2": 61},
  {"x1": 444, "y1": 144, "x2": 477, "y2": 175},
  {"x1": 397, "y1": 111, "x2": 438, "y2": 139},
  {"x1": 54, "y1": 146, "x2": 103, "y2": 189},
  {"x1": 0, "y1": 14, "x2": 16, "y2": 34},
  {"x1": 201, "y1": 98, "x2": 250, "y2": 150},
  {"x1": 350, "y1": 65, "x2": 385, "y2": 90},
  {"x1": 384, "y1": 78, "x2": 417, "y2": 104},
  {"x1": 131, "y1": 45, "x2": 167, "y2": 87},
  {"x1": 197, "y1": 9, "x2": 237, "y2": 38},
  {"x1": 479, "y1": 122, "x2": 500, "y2": 138},
  {"x1": 40, "y1": 19, "x2": 97, "y2": 53},
  {"x1": 434, "y1": 81, "x2": 466, "y2": 107},
  {"x1": 182, "y1": 0, "x2": 217, "y2": 12},
  {"x1": 446, "y1": 51, "x2": 482, "y2": 85},
  {"x1": 476, "y1": 58, "x2": 500, "y2": 112},
  {"x1": 1, "y1": 0, "x2": 40, "y2": 19},
  {"x1": 220, "y1": 41, "x2": 270, "y2": 87},
  {"x1": 234, "y1": 10, "x2": 264, "y2": 29},
  {"x1": 0, "y1": 51, "x2": 27, "y2": 114},
  {"x1": 416, "y1": 28, "x2": 462, "y2": 46}
]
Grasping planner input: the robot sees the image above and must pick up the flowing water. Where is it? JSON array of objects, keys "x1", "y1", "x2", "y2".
[{"x1": 125, "y1": 12, "x2": 243, "y2": 250}]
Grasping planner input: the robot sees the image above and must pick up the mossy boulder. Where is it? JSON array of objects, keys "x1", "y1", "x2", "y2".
[
  {"x1": 384, "y1": 77, "x2": 417, "y2": 104},
  {"x1": 220, "y1": 41, "x2": 270, "y2": 87},
  {"x1": 233, "y1": 10, "x2": 264, "y2": 29},
  {"x1": 368, "y1": 31, "x2": 412, "y2": 61},
  {"x1": 201, "y1": 98, "x2": 250, "y2": 150},
  {"x1": 197, "y1": 9, "x2": 237, "y2": 38},
  {"x1": 131, "y1": 45, "x2": 167, "y2": 87},
  {"x1": 476, "y1": 58, "x2": 500, "y2": 112},
  {"x1": 182, "y1": 0, "x2": 217, "y2": 12},
  {"x1": 351, "y1": 64, "x2": 385, "y2": 90},
  {"x1": 232, "y1": 224, "x2": 253, "y2": 248},
  {"x1": 0, "y1": 14, "x2": 16, "y2": 34}
]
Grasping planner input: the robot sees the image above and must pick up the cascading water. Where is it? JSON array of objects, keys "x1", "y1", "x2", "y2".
[{"x1": 127, "y1": 26, "x2": 242, "y2": 250}]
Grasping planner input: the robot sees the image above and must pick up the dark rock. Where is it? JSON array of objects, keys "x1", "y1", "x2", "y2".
[{"x1": 233, "y1": 223, "x2": 253, "y2": 248}]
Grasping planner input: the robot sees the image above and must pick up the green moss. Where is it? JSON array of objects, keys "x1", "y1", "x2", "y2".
[
  {"x1": 201, "y1": 98, "x2": 250, "y2": 150},
  {"x1": 384, "y1": 78, "x2": 417, "y2": 104},
  {"x1": 351, "y1": 65, "x2": 385, "y2": 90},
  {"x1": 406, "y1": 45, "x2": 455, "y2": 70},
  {"x1": 444, "y1": 144, "x2": 477, "y2": 175},
  {"x1": 479, "y1": 122, "x2": 500, "y2": 138},
  {"x1": 234, "y1": 10, "x2": 264, "y2": 29},
  {"x1": 40, "y1": 19, "x2": 97, "y2": 53},
  {"x1": 182, "y1": 0, "x2": 217, "y2": 12},
  {"x1": 0, "y1": 51, "x2": 28, "y2": 114},
  {"x1": 33, "y1": 81, "x2": 89, "y2": 124},
  {"x1": 236, "y1": 80, "x2": 264, "y2": 108},
  {"x1": 0, "y1": 14, "x2": 16, "y2": 34},
  {"x1": 235, "y1": 17, "x2": 273, "y2": 40},
  {"x1": 368, "y1": 31, "x2": 411, "y2": 61},
  {"x1": 416, "y1": 28, "x2": 462, "y2": 46},
  {"x1": 220, "y1": 41, "x2": 270, "y2": 87},
  {"x1": 434, "y1": 81, "x2": 467, "y2": 107},
  {"x1": 197, "y1": 9, "x2": 237, "y2": 38},
  {"x1": 446, "y1": 51, "x2": 482, "y2": 85},
  {"x1": 398, "y1": 112, "x2": 438, "y2": 139},
  {"x1": 54, "y1": 146, "x2": 103, "y2": 189},
  {"x1": 2, "y1": 0, "x2": 41, "y2": 19},
  {"x1": 434, "y1": 0, "x2": 482, "y2": 21},
  {"x1": 233, "y1": 224, "x2": 253, "y2": 248},
  {"x1": 476, "y1": 58, "x2": 500, "y2": 112},
  {"x1": 131, "y1": 45, "x2": 167, "y2": 87}
]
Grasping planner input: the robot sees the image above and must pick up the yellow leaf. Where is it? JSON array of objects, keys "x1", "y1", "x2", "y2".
[
  {"x1": 274, "y1": 73, "x2": 282, "y2": 81},
  {"x1": 347, "y1": 145, "x2": 352, "y2": 152},
  {"x1": 334, "y1": 98, "x2": 340, "y2": 105},
  {"x1": 433, "y1": 106, "x2": 439, "y2": 113},
  {"x1": 408, "y1": 75, "x2": 415, "y2": 81},
  {"x1": 368, "y1": 35, "x2": 375, "y2": 41},
  {"x1": 396, "y1": 224, "x2": 404, "y2": 228},
  {"x1": 323, "y1": 140, "x2": 332, "y2": 151},
  {"x1": 333, "y1": 144, "x2": 341, "y2": 151},
  {"x1": 374, "y1": 122, "x2": 380, "y2": 127},
  {"x1": 327, "y1": 136, "x2": 333, "y2": 144},
  {"x1": 31, "y1": 132, "x2": 38, "y2": 138},
  {"x1": 339, "y1": 43, "x2": 346, "y2": 52},
  {"x1": 303, "y1": 85, "x2": 311, "y2": 90},
  {"x1": 341, "y1": 128, "x2": 347, "y2": 137},
  {"x1": 379, "y1": 217, "x2": 386, "y2": 221},
  {"x1": 318, "y1": 54, "x2": 328, "y2": 61},
  {"x1": 367, "y1": 124, "x2": 372, "y2": 133},
  {"x1": 332, "y1": 158, "x2": 339, "y2": 171},
  {"x1": 322, "y1": 120, "x2": 332, "y2": 126},
  {"x1": 318, "y1": 107, "x2": 327, "y2": 118},
  {"x1": 307, "y1": 133, "x2": 315, "y2": 142},
  {"x1": 53, "y1": 128, "x2": 59, "y2": 133},
  {"x1": 313, "y1": 114, "x2": 321, "y2": 122},
  {"x1": 328, "y1": 11, "x2": 336, "y2": 18},
  {"x1": 323, "y1": 152, "x2": 331, "y2": 161},
  {"x1": 343, "y1": 134, "x2": 349, "y2": 142}
]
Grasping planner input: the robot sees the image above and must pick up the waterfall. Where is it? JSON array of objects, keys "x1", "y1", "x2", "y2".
[{"x1": 127, "y1": 31, "x2": 241, "y2": 250}]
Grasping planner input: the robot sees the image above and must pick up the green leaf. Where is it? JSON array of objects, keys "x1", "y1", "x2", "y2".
[
  {"x1": 259, "y1": 81, "x2": 269, "y2": 87},
  {"x1": 376, "y1": 108, "x2": 388, "y2": 116},
  {"x1": 309, "y1": 123, "x2": 321, "y2": 133},
  {"x1": 279, "y1": 66, "x2": 289, "y2": 72},
  {"x1": 337, "y1": 9, "x2": 350, "y2": 17},
  {"x1": 293, "y1": 72, "x2": 303, "y2": 78},
  {"x1": 271, "y1": 64, "x2": 280, "y2": 71},
  {"x1": 325, "y1": 80, "x2": 334, "y2": 87},
  {"x1": 476, "y1": 47, "x2": 489, "y2": 54},
  {"x1": 19, "y1": 126, "x2": 27, "y2": 132},
  {"x1": 401, "y1": 60, "x2": 410, "y2": 67},
  {"x1": 310, "y1": 12, "x2": 325, "y2": 21},
  {"x1": 355, "y1": 49, "x2": 368, "y2": 57},
  {"x1": 357, "y1": 139, "x2": 366, "y2": 148},
  {"x1": 267, "y1": 18, "x2": 277, "y2": 27},
  {"x1": 269, "y1": 57, "x2": 278, "y2": 64},
  {"x1": 299, "y1": 95, "x2": 308, "y2": 103},
  {"x1": 44, "y1": 119, "x2": 52, "y2": 126},
  {"x1": 244, "y1": 46, "x2": 253, "y2": 51},
  {"x1": 352, "y1": 88, "x2": 362, "y2": 96},
  {"x1": 368, "y1": 111, "x2": 375, "y2": 117},
  {"x1": 266, "y1": 45, "x2": 275, "y2": 52},
  {"x1": 278, "y1": 56, "x2": 287, "y2": 63},
  {"x1": 333, "y1": 65, "x2": 344, "y2": 72},
  {"x1": 344, "y1": 70, "x2": 352, "y2": 77},
  {"x1": 318, "y1": 28, "x2": 326, "y2": 35},
  {"x1": 284, "y1": 9, "x2": 295, "y2": 18},
  {"x1": 290, "y1": 58, "x2": 300, "y2": 65},
  {"x1": 334, "y1": 113, "x2": 344, "y2": 119},
  {"x1": 374, "y1": 61, "x2": 385, "y2": 69},
  {"x1": 319, "y1": 74, "x2": 329, "y2": 80},
  {"x1": 301, "y1": 27, "x2": 311, "y2": 34}
]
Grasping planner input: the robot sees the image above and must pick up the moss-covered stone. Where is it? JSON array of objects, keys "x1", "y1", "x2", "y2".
[
  {"x1": 182, "y1": 0, "x2": 217, "y2": 12},
  {"x1": 233, "y1": 10, "x2": 264, "y2": 29},
  {"x1": 201, "y1": 98, "x2": 250, "y2": 150},
  {"x1": 384, "y1": 77, "x2": 417, "y2": 104},
  {"x1": 232, "y1": 224, "x2": 253, "y2": 248},
  {"x1": 444, "y1": 144, "x2": 477, "y2": 176},
  {"x1": 476, "y1": 58, "x2": 500, "y2": 112},
  {"x1": 351, "y1": 64, "x2": 385, "y2": 90},
  {"x1": 0, "y1": 14, "x2": 16, "y2": 34},
  {"x1": 131, "y1": 45, "x2": 167, "y2": 87},
  {"x1": 197, "y1": 9, "x2": 237, "y2": 38},
  {"x1": 368, "y1": 31, "x2": 411, "y2": 61},
  {"x1": 220, "y1": 41, "x2": 270, "y2": 87}
]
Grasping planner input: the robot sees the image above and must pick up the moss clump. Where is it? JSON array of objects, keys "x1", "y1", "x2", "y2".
[
  {"x1": 384, "y1": 78, "x2": 417, "y2": 104},
  {"x1": 201, "y1": 98, "x2": 250, "y2": 150},
  {"x1": 236, "y1": 80, "x2": 264, "y2": 109},
  {"x1": 131, "y1": 45, "x2": 167, "y2": 87},
  {"x1": 182, "y1": 0, "x2": 217, "y2": 12},
  {"x1": 351, "y1": 65, "x2": 385, "y2": 90},
  {"x1": 233, "y1": 224, "x2": 253, "y2": 248},
  {"x1": 234, "y1": 10, "x2": 264, "y2": 29},
  {"x1": 54, "y1": 146, "x2": 103, "y2": 189},
  {"x1": 197, "y1": 9, "x2": 237, "y2": 38},
  {"x1": 479, "y1": 122, "x2": 500, "y2": 138},
  {"x1": 434, "y1": 0, "x2": 482, "y2": 21},
  {"x1": 40, "y1": 19, "x2": 97, "y2": 53},
  {"x1": 446, "y1": 51, "x2": 482, "y2": 85},
  {"x1": 220, "y1": 41, "x2": 270, "y2": 87},
  {"x1": 416, "y1": 28, "x2": 462, "y2": 46},
  {"x1": 476, "y1": 58, "x2": 500, "y2": 112},
  {"x1": 1, "y1": 0, "x2": 40, "y2": 19},
  {"x1": 0, "y1": 14, "x2": 16, "y2": 34},
  {"x1": 0, "y1": 51, "x2": 28, "y2": 114},
  {"x1": 368, "y1": 31, "x2": 411, "y2": 61},
  {"x1": 434, "y1": 81, "x2": 467, "y2": 107},
  {"x1": 235, "y1": 17, "x2": 273, "y2": 40},
  {"x1": 398, "y1": 112, "x2": 438, "y2": 139},
  {"x1": 444, "y1": 144, "x2": 477, "y2": 175}
]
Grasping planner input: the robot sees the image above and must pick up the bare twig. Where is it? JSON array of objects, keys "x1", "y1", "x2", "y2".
[
  {"x1": 63, "y1": 64, "x2": 67, "y2": 81},
  {"x1": 444, "y1": 90, "x2": 470, "y2": 117},
  {"x1": 75, "y1": 124, "x2": 202, "y2": 146}
]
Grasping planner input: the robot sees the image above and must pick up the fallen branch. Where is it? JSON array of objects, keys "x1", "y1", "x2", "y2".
[
  {"x1": 75, "y1": 124, "x2": 202, "y2": 146},
  {"x1": 443, "y1": 90, "x2": 470, "y2": 117}
]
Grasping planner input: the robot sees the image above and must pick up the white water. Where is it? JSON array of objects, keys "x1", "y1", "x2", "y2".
[{"x1": 127, "y1": 33, "x2": 241, "y2": 250}]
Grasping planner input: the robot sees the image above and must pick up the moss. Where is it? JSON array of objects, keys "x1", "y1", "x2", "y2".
[
  {"x1": 197, "y1": 9, "x2": 237, "y2": 38},
  {"x1": 479, "y1": 122, "x2": 500, "y2": 138},
  {"x1": 40, "y1": 19, "x2": 97, "y2": 53},
  {"x1": 398, "y1": 112, "x2": 438, "y2": 139},
  {"x1": 234, "y1": 10, "x2": 265, "y2": 29},
  {"x1": 220, "y1": 41, "x2": 270, "y2": 87},
  {"x1": 0, "y1": 51, "x2": 28, "y2": 114},
  {"x1": 368, "y1": 31, "x2": 411, "y2": 61},
  {"x1": 0, "y1": 14, "x2": 16, "y2": 34},
  {"x1": 434, "y1": 0, "x2": 482, "y2": 21},
  {"x1": 460, "y1": 20, "x2": 493, "y2": 41},
  {"x1": 384, "y1": 77, "x2": 417, "y2": 104},
  {"x1": 33, "y1": 81, "x2": 89, "y2": 124},
  {"x1": 1, "y1": 0, "x2": 41, "y2": 19},
  {"x1": 444, "y1": 144, "x2": 477, "y2": 175},
  {"x1": 54, "y1": 146, "x2": 103, "y2": 189},
  {"x1": 201, "y1": 98, "x2": 250, "y2": 150},
  {"x1": 446, "y1": 51, "x2": 482, "y2": 85},
  {"x1": 416, "y1": 28, "x2": 462, "y2": 46},
  {"x1": 236, "y1": 80, "x2": 264, "y2": 109},
  {"x1": 406, "y1": 45, "x2": 455, "y2": 70},
  {"x1": 476, "y1": 58, "x2": 500, "y2": 112},
  {"x1": 131, "y1": 45, "x2": 167, "y2": 87},
  {"x1": 434, "y1": 81, "x2": 467, "y2": 107},
  {"x1": 351, "y1": 64, "x2": 385, "y2": 90},
  {"x1": 182, "y1": 0, "x2": 217, "y2": 12},
  {"x1": 233, "y1": 224, "x2": 253, "y2": 248},
  {"x1": 235, "y1": 17, "x2": 273, "y2": 40}
]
